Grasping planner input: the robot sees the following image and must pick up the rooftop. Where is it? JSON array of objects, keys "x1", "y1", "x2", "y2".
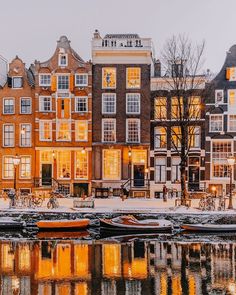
[{"x1": 104, "y1": 34, "x2": 140, "y2": 39}]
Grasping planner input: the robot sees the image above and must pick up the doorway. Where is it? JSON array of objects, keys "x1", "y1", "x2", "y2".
[
  {"x1": 133, "y1": 165, "x2": 145, "y2": 187},
  {"x1": 188, "y1": 157, "x2": 200, "y2": 191},
  {"x1": 42, "y1": 164, "x2": 52, "y2": 186},
  {"x1": 73, "y1": 183, "x2": 88, "y2": 198}
]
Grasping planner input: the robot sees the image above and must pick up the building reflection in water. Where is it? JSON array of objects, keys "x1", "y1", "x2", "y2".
[{"x1": 0, "y1": 239, "x2": 235, "y2": 294}]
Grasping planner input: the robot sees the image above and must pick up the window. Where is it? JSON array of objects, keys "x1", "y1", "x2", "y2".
[
  {"x1": 154, "y1": 127, "x2": 167, "y2": 149},
  {"x1": 57, "y1": 75, "x2": 69, "y2": 90},
  {"x1": 3, "y1": 157, "x2": 14, "y2": 178},
  {"x1": 154, "y1": 97, "x2": 167, "y2": 120},
  {"x1": 189, "y1": 126, "x2": 200, "y2": 148},
  {"x1": 171, "y1": 126, "x2": 181, "y2": 148},
  {"x1": 102, "y1": 68, "x2": 116, "y2": 89},
  {"x1": 20, "y1": 124, "x2": 31, "y2": 147},
  {"x1": 12, "y1": 77, "x2": 23, "y2": 88},
  {"x1": 20, "y1": 157, "x2": 31, "y2": 178},
  {"x1": 59, "y1": 54, "x2": 68, "y2": 66},
  {"x1": 171, "y1": 97, "x2": 183, "y2": 119},
  {"x1": 56, "y1": 121, "x2": 71, "y2": 141},
  {"x1": 212, "y1": 141, "x2": 232, "y2": 178},
  {"x1": 39, "y1": 96, "x2": 52, "y2": 112},
  {"x1": 215, "y1": 90, "x2": 224, "y2": 103},
  {"x1": 102, "y1": 94, "x2": 116, "y2": 114},
  {"x1": 20, "y1": 98, "x2": 31, "y2": 114},
  {"x1": 126, "y1": 119, "x2": 140, "y2": 143},
  {"x1": 75, "y1": 74, "x2": 88, "y2": 86},
  {"x1": 229, "y1": 115, "x2": 236, "y2": 131},
  {"x1": 39, "y1": 74, "x2": 51, "y2": 86},
  {"x1": 75, "y1": 97, "x2": 88, "y2": 113},
  {"x1": 228, "y1": 89, "x2": 236, "y2": 106},
  {"x1": 57, "y1": 151, "x2": 71, "y2": 179},
  {"x1": 103, "y1": 149, "x2": 121, "y2": 180},
  {"x1": 126, "y1": 67, "x2": 141, "y2": 89},
  {"x1": 75, "y1": 151, "x2": 88, "y2": 179},
  {"x1": 102, "y1": 119, "x2": 116, "y2": 142},
  {"x1": 171, "y1": 157, "x2": 181, "y2": 182},
  {"x1": 226, "y1": 67, "x2": 236, "y2": 81},
  {"x1": 75, "y1": 120, "x2": 88, "y2": 141},
  {"x1": 3, "y1": 124, "x2": 14, "y2": 147},
  {"x1": 155, "y1": 157, "x2": 166, "y2": 183},
  {"x1": 189, "y1": 96, "x2": 201, "y2": 119},
  {"x1": 210, "y1": 115, "x2": 223, "y2": 132},
  {"x1": 3, "y1": 98, "x2": 14, "y2": 114},
  {"x1": 126, "y1": 94, "x2": 140, "y2": 114},
  {"x1": 39, "y1": 121, "x2": 52, "y2": 141}
]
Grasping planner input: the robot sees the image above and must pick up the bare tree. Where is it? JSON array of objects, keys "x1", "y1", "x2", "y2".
[{"x1": 154, "y1": 35, "x2": 207, "y2": 205}]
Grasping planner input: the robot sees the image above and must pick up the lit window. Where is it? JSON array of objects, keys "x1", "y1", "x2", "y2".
[
  {"x1": 171, "y1": 126, "x2": 181, "y2": 148},
  {"x1": 212, "y1": 141, "x2": 232, "y2": 178},
  {"x1": 39, "y1": 96, "x2": 52, "y2": 112},
  {"x1": 215, "y1": 90, "x2": 224, "y2": 103},
  {"x1": 75, "y1": 74, "x2": 88, "y2": 86},
  {"x1": 171, "y1": 157, "x2": 181, "y2": 182},
  {"x1": 3, "y1": 124, "x2": 14, "y2": 147},
  {"x1": 39, "y1": 121, "x2": 52, "y2": 141},
  {"x1": 75, "y1": 97, "x2": 88, "y2": 112},
  {"x1": 126, "y1": 68, "x2": 141, "y2": 89},
  {"x1": 228, "y1": 89, "x2": 236, "y2": 106},
  {"x1": 20, "y1": 124, "x2": 31, "y2": 147},
  {"x1": 20, "y1": 98, "x2": 31, "y2": 114},
  {"x1": 75, "y1": 151, "x2": 88, "y2": 179},
  {"x1": 75, "y1": 120, "x2": 88, "y2": 141},
  {"x1": 20, "y1": 157, "x2": 31, "y2": 178},
  {"x1": 59, "y1": 54, "x2": 68, "y2": 66},
  {"x1": 3, "y1": 157, "x2": 14, "y2": 178},
  {"x1": 102, "y1": 68, "x2": 116, "y2": 89},
  {"x1": 171, "y1": 97, "x2": 183, "y2": 119},
  {"x1": 189, "y1": 97, "x2": 201, "y2": 119},
  {"x1": 189, "y1": 126, "x2": 200, "y2": 148},
  {"x1": 103, "y1": 149, "x2": 121, "y2": 180},
  {"x1": 154, "y1": 97, "x2": 167, "y2": 120},
  {"x1": 3, "y1": 98, "x2": 14, "y2": 114},
  {"x1": 155, "y1": 157, "x2": 166, "y2": 183},
  {"x1": 126, "y1": 119, "x2": 140, "y2": 143},
  {"x1": 57, "y1": 121, "x2": 71, "y2": 141},
  {"x1": 229, "y1": 115, "x2": 236, "y2": 131},
  {"x1": 12, "y1": 77, "x2": 23, "y2": 88},
  {"x1": 102, "y1": 94, "x2": 116, "y2": 114},
  {"x1": 102, "y1": 119, "x2": 116, "y2": 142},
  {"x1": 58, "y1": 151, "x2": 71, "y2": 178},
  {"x1": 226, "y1": 67, "x2": 236, "y2": 81},
  {"x1": 154, "y1": 127, "x2": 166, "y2": 149},
  {"x1": 39, "y1": 74, "x2": 51, "y2": 86},
  {"x1": 210, "y1": 115, "x2": 223, "y2": 132},
  {"x1": 126, "y1": 93, "x2": 140, "y2": 114},
  {"x1": 57, "y1": 75, "x2": 69, "y2": 90}
]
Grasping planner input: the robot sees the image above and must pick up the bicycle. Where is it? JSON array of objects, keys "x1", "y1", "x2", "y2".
[
  {"x1": 217, "y1": 196, "x2": 226, "y2": 211},
  {"x1": 47, "y1": 193, "x2": 59, "y2": 209},
  {"x1": 199, "y1": 195, "x2": 216, "y2": 211}
]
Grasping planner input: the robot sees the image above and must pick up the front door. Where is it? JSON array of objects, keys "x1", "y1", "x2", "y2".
[
  {"x1": 42, "y1": 164, "x2": 52, "y2": 186},
  {"x1": 188, "y1": 157, "x2": 200, "y2": 191},
  {"x1": 133, "y1": 165, "x2": 145, "y2": 187}
]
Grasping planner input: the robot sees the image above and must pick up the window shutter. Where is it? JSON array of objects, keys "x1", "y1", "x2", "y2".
[
  {"x1": 64, "y1": 99, "x2": 70, "y2": 119},
  {"x1": 70, "y1": 74, "x2": 74, "y2": 91},
  {"x1": 226, "y1": 68, "x2": 231, "y2": 80},
  {"x1": 51, "y1": 75, "x2": 57, "y2": 91},
  {"x1": 57, "y1": 99, "x2": 62, "y2": 119},
  {"x1": 7, "y1": 77, "x2": 12, "y2": 87}
]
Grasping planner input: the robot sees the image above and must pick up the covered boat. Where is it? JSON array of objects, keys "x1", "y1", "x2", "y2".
[
  {"x1": 181, "y1": 223, "x2": 236, "y2": 232},
  {"x1": 100, "y1": 215, "x2": 173, "y2": 232},
  {"x1": 0, "y1": 218, "x2": 24, "y2": 230},
  {"x1": 36, "y1": 219, "x2": 89, "y2": 230}
]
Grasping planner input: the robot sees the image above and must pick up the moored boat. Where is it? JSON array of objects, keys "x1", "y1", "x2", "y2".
[
  {"x1": 0, "y1": 218, "x2": 24, "y2": 230},
  {"x1": 36, "y1": 219, "x2": 90, "y2": 230},
  {"x1": 100, "y1": 215, "x2": 173, "y2": 232},
  {"x1": 181, "y1": 223, "x2": 236, "y2": 232}
]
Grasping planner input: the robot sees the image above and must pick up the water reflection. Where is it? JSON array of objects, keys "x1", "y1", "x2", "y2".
[{"x1": 0, "y1": 238, "x2": 235, "y2": 294}]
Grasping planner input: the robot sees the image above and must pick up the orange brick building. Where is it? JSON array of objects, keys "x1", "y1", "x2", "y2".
[
  {"x1": 34, "y1": 36, "x2": 92, "y2": 196},
  {"x1": 0, "y1": 56, "x2": 35, "y2": 193}
]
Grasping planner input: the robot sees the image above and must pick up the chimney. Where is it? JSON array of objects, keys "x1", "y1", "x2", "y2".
[
  {"x1": 93, "y1": 29, "x2": 101, "y2": 39},
  {"x1": 154, "y1": 59, "x2": 161, "y2": 77}
]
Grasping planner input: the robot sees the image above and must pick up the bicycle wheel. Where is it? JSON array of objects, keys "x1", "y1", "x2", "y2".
[
  {"x1": 47, "y1": 201, "x2": 51, "y2": 209},
  {"x1": 36, "y1": 198, "x2": 43, "y2": 207}
]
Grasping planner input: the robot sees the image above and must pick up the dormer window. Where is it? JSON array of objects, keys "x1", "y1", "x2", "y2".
[
  {"x1": 215, "y1": 90, "x2": 224, "y2": 104},
  {"x1": 226, "y1": 67, "x2": 236, "y2": 81},
  {"x1": 12, "y1": 77, "x2": 23, "y2": 88},
  {"x1": 59, "y1": 54, "x2": 68, "y2": 66}
]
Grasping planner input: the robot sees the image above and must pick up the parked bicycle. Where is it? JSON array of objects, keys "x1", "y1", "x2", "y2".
[
  {"x1": 199, "y1": 194, "x2": 216, "y2": 211},
  {"x1": 47, "y1": 192, "x2": 59, "y2": 209},
  {"x1": 218, "y1": 195, "x2": 226, "y2": 211}
]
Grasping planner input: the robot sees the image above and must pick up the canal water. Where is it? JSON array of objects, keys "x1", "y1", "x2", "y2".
[{"x1": 0, "y1": 231, "x2": 235, "y2": 295}]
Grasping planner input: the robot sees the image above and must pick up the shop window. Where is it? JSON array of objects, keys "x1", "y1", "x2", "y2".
[
  {"x1": 58, "y1": 151, "x2": 71, "y2": 178},
  {"x1": 75, "y1": 121, "x2": 88, "y2": 141},
  {"x1": 20, "y1": 157, "x2": 31, "y2": 178},
  {"x1": 103, "y1": 149, "x2": 121, "y2": 180},
  {"x1": 75, "y1": 151, "x2": 88, "y2": 179}
]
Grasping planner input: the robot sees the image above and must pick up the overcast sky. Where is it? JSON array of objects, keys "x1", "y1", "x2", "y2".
[{"x1": 0, "y1": 0, "x2": 235, "y2": 73}]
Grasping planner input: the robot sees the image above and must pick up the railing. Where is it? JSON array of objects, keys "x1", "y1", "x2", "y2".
[
  {"x1": 121, "y1": 178, "x2": 150, "y2": 191},
  {"x1": 33, "y1": 177, "x2": 70, "y2": 196}
]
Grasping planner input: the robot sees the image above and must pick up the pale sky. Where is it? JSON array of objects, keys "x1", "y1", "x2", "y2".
[{"x1": 0, "y1": 0, "x2": 235, "y2": 73}]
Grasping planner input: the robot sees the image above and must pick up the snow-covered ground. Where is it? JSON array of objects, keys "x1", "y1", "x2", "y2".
[{"x1": 0, "y1": 197, "x2": 236, "y2": 214}]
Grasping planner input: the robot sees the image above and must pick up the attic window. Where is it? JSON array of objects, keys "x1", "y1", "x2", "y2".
[
  {"x1": 215, "y1": 90, "x2": 224, "y2": 104},
  {"x1": 59, "y1": 54, "x2": 68, "y2": 66},
  {"x1": 226, "y1": 67, "x2": 236, "y2": 81},
  {"x1": 12, "y1": 77, "x2": 23, "y2": 88}
]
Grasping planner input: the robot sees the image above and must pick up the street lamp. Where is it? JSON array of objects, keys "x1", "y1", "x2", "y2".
[
  {"x1": 12, "y1": 155, "x2": 20, "y2": 191},
  {"x1": 227, "y1": 155, "x2": 235, "y2": 209},
  {"x1": 128, "y1": 149, "x2": 132, "y2": 179}
]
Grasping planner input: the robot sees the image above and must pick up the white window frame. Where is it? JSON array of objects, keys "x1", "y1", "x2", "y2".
[
  {"x1": 126, "y1": 93, "x2": 140, "y2": 114},
  {"x1": 209, "y1": 114, "x2": 223, "y2": 132},
  {"x1": 75, "y1": 120, "x2": 88, "y2": 142},
  {"x1": 12, "y1": 76, "x2": 23, "y2": 89},
  {"x1": 215, "y1": 90, "x2": 224, "y2": 104},
  {"x1": 58, "y1": 54, "x2": 68, "y2": 67},
  {"x1": 20, "y1": 97, "x2": 32, "y2": 114},
  {"x1": 102, "y1": 119, "x2": 116, "y2": 143},
  {"x1": 39, "y1": 120, "x2": 52, "y2": 142},
  {"x1": 57, "y1": 75, "x2": 69, "y2": 91},
  {"x1": 228, "y1": 89, "x2": 236, "y2": 105},
  {"x1": 3, "y1": 124, "x2": 14, "y2": 147},
  {"x1": 155, "y1": 157, "x2": 166, "y2": 183},
  {"x1": 39, "y1": 96, "x2": 52, "y2": 112},
  {"x1": 75, "y1": 96, "x2": 88, "y2": 113},
  {"x1": 228, "y1": 115, "x2": 236, "y2": 132},
  {"x1": 19, "y1": 156, "x2": 31, "y2": 179},
  {"x1": 74, "y1": 150, "x2": 88, "y2": 180},
  {"x1": 102, "y1": 93, "x2": 116, "y2": 114},
  {"x1": 56, "y1": 120, "x2": 71, "y2": 142},
  {"x1": 39, "y1": 74, "x2": 51, "y2": 87},
  {"x1": 126, "y1": 119, "x2": 140, "y2": 143},
  {"x1": 102, "y1": 67, "x2": 116, "y2": 89},
  {"x1": 20, "y1": 123, "x2": 31, "y2": 147},
  {"x1": 75, "y1": 74, "x2": 88, "y2": 87},
  {"x1": 2, "y1": 156, "x2": 14, "y2": 179},
  {"x1": 57, "y1": 151, "x2": 71, "y2": 180},
  {"x1": 102, "y1": 149, "x2": 121, "y2": 180},
  {"x1": 3, "y1": 97, "x2": 15, "y2": 114},
  {"x1": 189, "y1": 126, "x2": 201, "y2": 149}
]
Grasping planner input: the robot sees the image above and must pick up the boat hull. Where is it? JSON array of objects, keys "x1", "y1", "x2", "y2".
[
  {"x1": 181, "y1": 224, "x2": 236, "y2": 232},
  {"x1": 36, "y1": 219, "x2": 90, "y2": 230}
]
